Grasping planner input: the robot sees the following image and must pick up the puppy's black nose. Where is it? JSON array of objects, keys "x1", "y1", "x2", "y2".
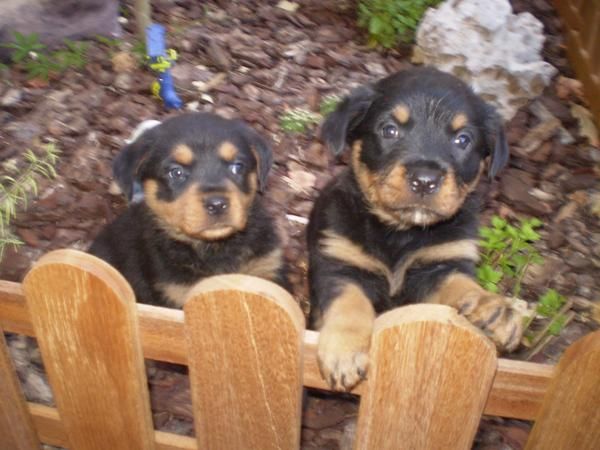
[
  {"x1": 408, "y1": 167, "x2": 443, "y2": 195},
  {"x1": 204, "y1": 196, "x2": 229, "y2": 215}
]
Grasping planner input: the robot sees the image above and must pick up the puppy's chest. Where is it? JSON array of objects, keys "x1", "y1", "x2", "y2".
[{"x1": 155, "y1": 243, "x2": 281, "y2": 308}]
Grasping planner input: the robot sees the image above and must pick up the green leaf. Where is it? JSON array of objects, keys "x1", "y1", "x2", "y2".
[
  {"x1": 491, "y1": 216, "x2": 507, "y2": 229},
  {"x1": 548, "y1": 314, "x2": 567, "y2": 336}
]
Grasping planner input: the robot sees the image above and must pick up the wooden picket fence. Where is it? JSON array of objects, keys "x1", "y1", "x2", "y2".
[
  {"x1": 0, "y1": 249, "x2": 598, "y2": 449},
  {"x1": 554, "y1": 0, "x2": 600, "y2": 125}
]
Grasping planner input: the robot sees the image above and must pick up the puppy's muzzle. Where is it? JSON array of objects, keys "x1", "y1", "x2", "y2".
[{"x1": 407, "y1": 165, "x2": 445, "y2": 196}]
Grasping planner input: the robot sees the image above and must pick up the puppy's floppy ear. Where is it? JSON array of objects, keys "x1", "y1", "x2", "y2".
[
  {"x1": 320, "y1": 84, "x2": 376, "y2": 155},
  {"x1": 484, "y1": 105, "x2": 510, "y2": 179},
  {"x1": 241, "y1": 125, "x2": 273, "y2": 192},
  {"x1": 113, "y1": 121, "x2": 160, "y2": 202}
]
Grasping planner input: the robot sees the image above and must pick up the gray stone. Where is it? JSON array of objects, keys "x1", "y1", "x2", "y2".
[
  {"x1": 0, "y1": 88, "x2": 23, "y2": 107},
  {"x1": 414, "y1": 0, "x2": 557, "y2": 120}
]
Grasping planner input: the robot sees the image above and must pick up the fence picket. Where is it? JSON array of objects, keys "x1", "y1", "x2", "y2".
[
  {"x1": 355, "y1": 304, "x2": 497, "y2": 450},
  {"x1": 22, "y1": 249, "x2": 156, "y2": 450},
  {"x1": 525, "y1": 330, "x2": 600, "y2": 449},
  {"x1": 0, "y1": 329, "x2": 40, "y2": 450},
  {"x1": 183, "y1": 275, "x2": 304, "y2": 450}
]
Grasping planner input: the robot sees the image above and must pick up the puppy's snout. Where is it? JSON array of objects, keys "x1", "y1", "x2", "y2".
[
  {"x1": 204, "y1": 196, "x2": 229, "y2": 216},
  {"x1": 408, "y1": 167, "x2": 444, "y2": 196}
]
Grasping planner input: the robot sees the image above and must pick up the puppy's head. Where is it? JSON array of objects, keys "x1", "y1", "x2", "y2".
[
  {"x1": 321, "y1": 67, "x2": 509, "y2": 229},
  {"x1": 113, "y1": 112, "x2": 272, "y2": 241}
]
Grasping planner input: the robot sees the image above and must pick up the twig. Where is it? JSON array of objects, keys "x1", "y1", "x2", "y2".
[{"x1": 525, "y1": 311, "x2": 576, "y2": 361}]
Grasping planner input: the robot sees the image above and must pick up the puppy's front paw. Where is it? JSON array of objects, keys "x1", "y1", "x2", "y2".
[
  {"x1": 459, "y1": 292, "x2": 523, "y2": 352},
  {"x1": 317, "y1": 325, "x2": 371, "y2": 391}
]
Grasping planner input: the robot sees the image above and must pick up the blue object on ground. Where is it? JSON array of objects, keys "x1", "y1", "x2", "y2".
[{"x1": 146, "y1": 23, "x2": 182, "y2": 110}]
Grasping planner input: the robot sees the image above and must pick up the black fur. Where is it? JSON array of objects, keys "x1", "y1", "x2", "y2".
[
  {"x1": 308, "y1": 67, "x2": 509, "y2": 324},
  {"x1": 90, "y1": 112, "x2": 287, "y2": 307}
]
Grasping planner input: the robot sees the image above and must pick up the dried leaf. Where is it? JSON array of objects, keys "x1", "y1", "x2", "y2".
[{"x1": 570, "y1": 103, "x2": 599, "y2": 147}]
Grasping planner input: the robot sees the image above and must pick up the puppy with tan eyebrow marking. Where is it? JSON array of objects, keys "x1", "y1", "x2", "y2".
[
  {"x1": 89, "y1": 112, "x2": 288, "y2": 307},
  {"x1": 308, "y1": 67, "x2": 523, "y2": 391}
]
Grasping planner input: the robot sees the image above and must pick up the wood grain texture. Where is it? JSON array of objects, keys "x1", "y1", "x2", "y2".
[
  {"x1": 554, "y1": 0, "x2": 600, "y2": 126},
  {"x1": 355, "y1": 304, "x2": 497, "y2": 450},
  {"x1": 0, "y1": 280, "x2": 554, "y2": 420},
  {"x1": 22, "y1": 249, "x2": 156, "y2": 450},
  {"x1": 183, "y1": 274, "x2": 304, "y2": 450},
  {"x1": 0, "y1": 328, "x2": 40, "y2": 450},
  {"x1": 28, "y1": 403, "x2": 197, "y2": 450},
  {"x1": 525, "y1": 330, "x2": 600, "y2": 450}
]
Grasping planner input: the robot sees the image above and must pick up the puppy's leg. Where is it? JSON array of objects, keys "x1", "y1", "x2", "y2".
[
  {"x1": 425, "y1": 272, "x2": 523, "y2": 352},
  {"x1": 317, "y1": 281, "x2": 375, "y2": 391}
]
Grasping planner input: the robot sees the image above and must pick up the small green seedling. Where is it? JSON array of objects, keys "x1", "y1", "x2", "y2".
[
  {"x1": 0, "y1": 144, "x2": 60, "y2": 259},
  {"x1": 477, "y1": 215, "x2": 544, "y2": 297},
  {"x1": 523, "y1": 289, "x2": 569, "y2": 347},
  {"x1": 357, "y1": 0, "x2": 443, "y2": 48},
  {"x1": 319, "y1": 95, "x2": 341, "y2": 117},
  {"x1": 280, "y1": 108, "x2": 321, "y2": 134},
  {"x1": 1, "y1": 31, "x2": 46, "y2": 63},
  {"x1": 1, "y1": 32, "x2": 89, "y2": 80}
]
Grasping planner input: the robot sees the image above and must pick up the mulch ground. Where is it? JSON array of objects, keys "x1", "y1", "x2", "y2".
[{"x1": 1, "y1": 1, "x2": 598, "y2": 448}]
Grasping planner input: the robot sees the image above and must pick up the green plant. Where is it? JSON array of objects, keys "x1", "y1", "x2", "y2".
[
  {"x1": 280, "y1": 108, "x2": 321, "y2": 134},
  {"x1": 523, "y1": 289, "x2": 569, "y2": 348},
  {"x1": 53, "y1": 39, "x2": 89, "y2": 70},
  {"x1": 357, "y1": 0, "x2": 442, "y2": 48},
  {"x1": 1, "y1": 32, "x2": 88, "y2": 80},
  {"x1": 131, "y1": 40, "x2": 148, "y2": 65},
  {"x1": 0, "y1": 144, "x2": 60, "y2": 259},
  {"x1": 1, "y1": 31, "x2": 46, "y2": 63},
  {"x1": 477, "y1": 215, "x2": 544, "y2": 297},
  {"x1": 319, "y1": 95, "x2": 341, "y2": 117}
]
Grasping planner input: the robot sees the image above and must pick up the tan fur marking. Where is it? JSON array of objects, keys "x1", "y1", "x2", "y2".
[
  {"x1": 393, "y1": 104, "x2": 410, "y2": 124},
  {"x1": 318, "y1": 282, "x2": 375, "y2": 390},
  {"x1": 218, "y1": 141, "x2": 238, "y2": 162},
  {"x1": 320, "y1": 230, "x2": 389, "y2": 278},
  {"x1": 227, "y1": 174, "x2": 257, "y2": 233},
  {"x1": 320, "y1": 229, "x2": 479, "y2": 296},
  {"x1": 238, "y1": 248, "x2": 283, "y2": 281},
  {"x1": 424, "y1": 272, "x2": 523, "y2": 352},
  {"x1": 172, "y1": 144, "x2": 194, "y2": 165},
  {"x1": 451, "y1": 113, "x2": 468, "y2": 131},
  {"x1": 389, "y1": 239, "x2": 479, "y2": 295},
  {"x1": 144, "y1": 180, "x2": 207, "y2": 237},
  {"x1": 158, "y1": 282, "x2": 194, "y2": 308},
  {"x1": 144, "y1": 177, "x2": 256, "y2": 242}
]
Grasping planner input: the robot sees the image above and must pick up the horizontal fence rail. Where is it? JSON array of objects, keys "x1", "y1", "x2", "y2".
[{"x1": 0, "y1": 278, "x2": 553, "y2": 420}]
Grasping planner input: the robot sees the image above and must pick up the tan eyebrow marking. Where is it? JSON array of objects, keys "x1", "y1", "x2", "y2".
[
  {"x1": 451, "y1": 113, "x2": 468, "y2": 131},
  {"x1": 171, "y1": 144, "x2": 194, "y2": 165},
  {"x1": 393, "y1": 104, "x2": 410, "y2": 124},
  {"x1": 218, "y1": 141, "x2": 238, "y2": 162}
]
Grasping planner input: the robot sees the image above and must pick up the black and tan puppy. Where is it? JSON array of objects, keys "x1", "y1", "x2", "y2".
[
  {"x1": 90, "y1": 112, "x2": 287, "y2": 307},
  {"x1": 308, "y1": 67, "x2": 523, "y2": 391}
]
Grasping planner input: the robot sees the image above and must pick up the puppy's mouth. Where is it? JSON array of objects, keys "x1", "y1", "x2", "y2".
[{"x1": 185, "y1": 224, "x2": 237, "y2": 241}]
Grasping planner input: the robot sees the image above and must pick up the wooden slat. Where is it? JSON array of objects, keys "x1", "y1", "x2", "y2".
[
  {"x1": 354, "y1": 305, "x2": 497, "y2": 449},
  {"x1": 28, "y1": 403, "x2": 197, "y2": 450},
  {"x1": 0, "y1": 280, "x2": 553, "y2": 420},
  {"x1": 0, "y1": 328, "x2": 40, "y2": 450},
  {"x1": 22, "y1": 249, "x2": 156, "y2": 450},
  {"x1": 183, "y1": 275, "x2": 304, "y2": 450},
  {"x1": 554, "y1": 0, "x2": 600, "y2": 126},
  {"x1": 525, "y1": 330, "x2": 600, "y2": 449}
]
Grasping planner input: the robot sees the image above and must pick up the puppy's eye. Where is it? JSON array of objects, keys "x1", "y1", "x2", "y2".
[
  {"x1": 453, "y1": 133, "x2": 472, "y2": 150},
  {"x1": 168, "y1": 165, "x2": 187, "y2": 181},
  {"x1": 229, "y1": 161, "x2": 245, "y2": 175},
  {"x1": 382, "y1": 124, "x2": 399, "y2": 139}
]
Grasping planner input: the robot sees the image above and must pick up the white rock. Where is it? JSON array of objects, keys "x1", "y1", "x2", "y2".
[{"x1": 414, "y1": 0, "x2": 557, "y2": 120}]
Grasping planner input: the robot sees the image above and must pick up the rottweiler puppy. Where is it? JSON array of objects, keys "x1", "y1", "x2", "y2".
[
  {"x1": 308, "y1": 67, "x2": 524, "y2": 391},
  {"x1": 90, "y1": 112, "x2": 287, "y2": 307}
]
